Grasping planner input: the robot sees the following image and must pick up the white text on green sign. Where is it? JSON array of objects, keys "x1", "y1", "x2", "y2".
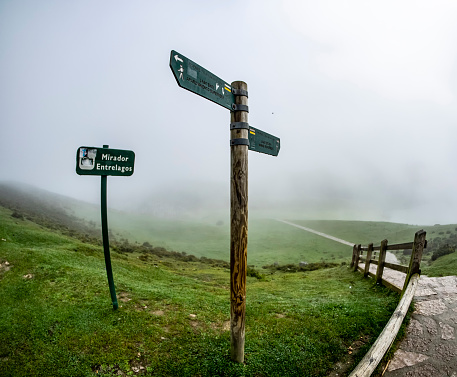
[
  {"x1": 248, "y1": 127, "x2": 280, "y2": 157},
  {"x1": 76, "y1": 147, "x2": 135, "y2": 176},
  {"x1": 169, "y1": 50, "x2": 235, "y2": 110}
]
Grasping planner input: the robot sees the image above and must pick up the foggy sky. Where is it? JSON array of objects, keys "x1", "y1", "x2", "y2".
[{"x1": 1, "y1": 1, "x2": 457, "y2": 225}]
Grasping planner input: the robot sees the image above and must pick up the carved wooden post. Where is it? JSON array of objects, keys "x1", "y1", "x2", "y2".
[
  {"x1": 376, "y1": 240, "x2": 388, "y2": 285},
  {"x1": 364, "y1": 243, "x2": 373, "y2": 277},
  {"x1": 402, "y1": 230, "x2": 426, "y2": 293},
  {"x1": 354, "y1": 244, "x2": 361, "y2": 271},
  {"x1": 230, "y1": 80, "x2": 248, "y2": 363},
  {"x1": 350, "y1": 245, "x2": 357, "y2": 268}
]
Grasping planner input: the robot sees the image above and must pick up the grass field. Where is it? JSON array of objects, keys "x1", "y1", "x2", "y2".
[
  {"x1": 0, "y1": 205, "x2": 401, "y2": 377},
  {"x1": 65, "y1": 203, "x2": 457, "y2": 277}
]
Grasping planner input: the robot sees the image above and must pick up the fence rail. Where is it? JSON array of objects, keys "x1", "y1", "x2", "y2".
[
  {"x1": 348, "y1": 230, "x2": 427, "y2": 376},
  {"x1": 349, "y1": 273, "x2": 421, "y2": 377},
  {"x1": 350, "y1": 229, "x2": 426, "y2": 294}
]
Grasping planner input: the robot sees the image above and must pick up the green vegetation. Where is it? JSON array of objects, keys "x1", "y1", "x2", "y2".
[
  {"x1": 0, "y1": 204, "x2": 400, "y2": 376},
  {"x1": 290, "y1": 220, "x2": 421, "y2": 246},
  {"x1": 2, "y1": 182, "x2": 456, "y2": 375},
  {"x1": 292, "y1": 220, "x2": 457, "y2": 277},
  {"x1": 431, "y1": 244, "x2": 455, "y2": 261}
]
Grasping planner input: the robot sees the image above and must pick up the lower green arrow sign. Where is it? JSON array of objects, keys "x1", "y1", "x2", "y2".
[
  {"x1": 76, "y1": 147, "x2": 135, "y2": 176},
  {"x1": 248, "y1": 127, "x2": 280, "y2": 156}
]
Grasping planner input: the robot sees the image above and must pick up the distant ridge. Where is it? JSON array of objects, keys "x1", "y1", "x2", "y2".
[{"x1": 0, "y1": 181, "x2": 100, "y2": 239}]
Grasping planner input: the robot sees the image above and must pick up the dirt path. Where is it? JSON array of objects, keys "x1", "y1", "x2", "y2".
[
  {"x1": 277, "y1": 220, "x2": 400, "y2": 264},
  {"x1": 359, "y1": 262, "x2": 457, "y2": 376}
]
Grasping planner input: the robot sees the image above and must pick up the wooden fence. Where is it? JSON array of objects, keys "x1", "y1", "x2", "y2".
[
  {"x1": 348, "y1": 230, "x2": 427, "y2": 376},
  {"x1": 350, "y1": 229, "x2": 427, "y2": 294}
]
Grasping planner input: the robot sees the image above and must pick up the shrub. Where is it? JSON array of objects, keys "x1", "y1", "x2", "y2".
[
  {"x1": 431, "y1": 244, "x2": 456, "y2": 261},
  {"x1": 11, "y1": 211, "x2": 24, "y2": 220},
  {"x1": 247, "y1": 267, "x2": 265, "y2": 280}
]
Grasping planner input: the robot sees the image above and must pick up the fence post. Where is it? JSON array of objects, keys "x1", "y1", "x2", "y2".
[
  {"x1": 350, "y1": 245, "x2": 357, "y2": 268},
  {"x1": 364, "y1": 243, "x2": 373, "y2": 278},
  {"x1": 402, "y1": 230, "x2": 426, "y2": 294},
  {"x1": 354, "y1": 244, "x2": 361, "y2": 271},
  {"x1": 376, "y1": 240, "x2": 388, "y2": 285}
]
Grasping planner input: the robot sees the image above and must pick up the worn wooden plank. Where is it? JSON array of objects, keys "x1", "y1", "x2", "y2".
[
  {"x1": 349, "y1": 274, "x2": 420, "y2": 377},
  {"x1": 354, "y1": 244, "x2": 361, "y2": 272},
  {"x1": 373, "y1": 245, "x2": 381, "y2": 251},
  {"x1": 402, "y1": 230, "x2": 426, "y2": 294},
  {"x1": 351, "y1": 244, "x2": 357, "y2": 268},
  {"x1": 364, "y1": 243, "x2": 373, "y2": 278},
  {"x1": 376, "y1": 240, "x2": 388, "y2": 285},
  {"x1": 384, "y1": 262, "x2": 408, "y2": 274},
  {"x1": 230, "y1": 81, "x2": 248, "y2": 363},
  {"x1": 386, "y1": 242, "x2": 414, "y2": 251}
]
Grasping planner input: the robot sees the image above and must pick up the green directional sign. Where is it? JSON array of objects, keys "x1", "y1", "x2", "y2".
[
  {"x1": 170, "y1": 50, "x2": 235, "y2": 110},
  {"x1": 248, "y1": 127, "x2": 280, "y2": 156},
  {"x1": 76, "y1": 146, "x2": 135, "y2": 176}
]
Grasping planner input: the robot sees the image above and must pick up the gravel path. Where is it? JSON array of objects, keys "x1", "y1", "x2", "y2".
[
  {"x1": 277, "y1": 220, "x2": 400, "y2": 264},
  {"x1": 359, "y1": 263, "x2": 457, "y2": 376}
]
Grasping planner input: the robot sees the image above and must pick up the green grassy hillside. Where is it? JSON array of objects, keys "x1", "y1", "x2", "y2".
[
  {"x1": 0, "y1": 202, "x2": 400, "y2": 376},
  {"x1": 292, "y1": 220, "x2": 457, "y2": 276},
  {"x1": 2, "y1": 182, "x2": 454, "y2": 277}
]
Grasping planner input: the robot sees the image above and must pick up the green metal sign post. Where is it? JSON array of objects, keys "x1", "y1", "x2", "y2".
[
  {"x1": 170, "y1": 50, "x2": 280, "y2": 363},
  {"x1": 76, "y1": 145, "x2": 135, "y2": 310}
]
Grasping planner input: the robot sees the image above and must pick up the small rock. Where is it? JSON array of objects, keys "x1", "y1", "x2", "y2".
[
  {"x1": 439, "y1": 322, "x2": 455, "y2": 340},
  {"x1": 388, "y1": 349, "x2": 429, "y2": 371},
  {"x1": 189, "y1": 314, "x2": 197, "y2": 319},
  {"x1": 414, "y1": 299, "x2": 447, "y2": 316},
  {"x1": 131, "y1": 366, "x2": 140, "y2": 373}
]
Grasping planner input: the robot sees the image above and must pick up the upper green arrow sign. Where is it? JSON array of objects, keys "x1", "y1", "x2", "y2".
[
  {"x1": 170, "y1": 50, "x2": 235, "y2": 110},
  {"x1": 248, "y1": 126, "x2": 280, "y2": 157}
]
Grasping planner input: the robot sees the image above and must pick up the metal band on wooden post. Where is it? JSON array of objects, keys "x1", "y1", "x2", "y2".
[
  {"x1": 402, "y1": 230, "x2": 426, "y2": 294},
  {"x1": 364, "y1": 243, "x2": 373, "y2": 278},
  {"x1": 230, "y1": 81, "x2": 248, "y2": 363},
  {"x1": 376, "y1": 240, "x2": 388, "y2": 285}
]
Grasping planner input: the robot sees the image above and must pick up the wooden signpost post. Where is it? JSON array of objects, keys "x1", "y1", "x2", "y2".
[
  {"x1": 170, "y1": 50, "x2": 280, "y2": 362},
  {"x1": 76, "y1": 145, "x2": 135, "y2": 310}
]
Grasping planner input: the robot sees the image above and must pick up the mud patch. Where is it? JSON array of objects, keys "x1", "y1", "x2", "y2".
[
  {"x1": 118, "y1": 292, "x2": 132, "y2": 302},
  {"x1": 327, "y1": 335, "x2": 370, "y2": 377},
  {"x1": 0, "y1": 260, "x2": 11, "y2": 273}
]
